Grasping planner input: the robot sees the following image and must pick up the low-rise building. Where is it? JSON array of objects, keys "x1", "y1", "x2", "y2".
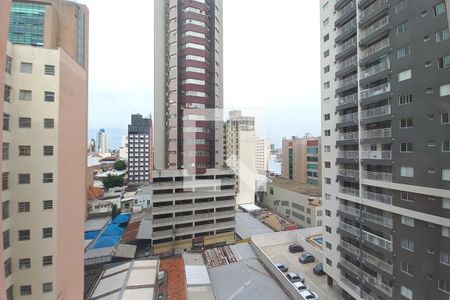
[{"x1": 262, "y1": 176, "x2": 323, "y2": 228}]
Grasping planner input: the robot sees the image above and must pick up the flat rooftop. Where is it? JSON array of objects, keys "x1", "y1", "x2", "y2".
[
  {"x1": 183, "y1": 253, "x2": 215, "y2": 300},
  {"x1": 235, "y1": 211, "x2": 274, "y2": 240},
  {"x1": 270, "y1": 176, "x2": 322, "y2": 197}
]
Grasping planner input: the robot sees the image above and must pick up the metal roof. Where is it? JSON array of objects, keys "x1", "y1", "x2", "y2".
[
  {"x1": 85, "y1": 217, "x2": 110, "y2": 232},
  {"x1": 235, "y1": 212, "x2": 274, "y2": 240}
]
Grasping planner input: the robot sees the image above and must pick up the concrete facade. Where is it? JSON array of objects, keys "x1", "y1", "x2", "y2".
[
  {"x1": 320, "y1": 1, "x2": 450, "y2": 299},
  {"x1": 254, "y1": 137, "x2": 270, "y2": 176},
  {"x1": 128, "y1": 114, "x2": 153, "y2": 185},
  {"x1": 0, "y1": 1, "x2": 88, "y2": 299}
]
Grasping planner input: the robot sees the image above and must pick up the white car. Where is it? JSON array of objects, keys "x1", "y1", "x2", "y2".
[
  {"x1": 293, "y1": 281, "x2": 308, "y2": 292},
  {"x1": 286, "y1": 272, "x2": 305, "y2": 283},
  {"x1": 299, "y1": 290, "x2": 319, "y2": 300}
]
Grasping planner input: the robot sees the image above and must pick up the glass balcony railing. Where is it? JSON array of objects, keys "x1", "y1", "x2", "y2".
[
  {"x1": 362, "y1": 270, "x2": 393, "y2": 297},
  {"x1": 360, "y1": 105, "x2": 391, "y2": 119},
  {"x1": 340, "y1": 240, "x2": 361, "y2": 256},
  {"x1": 360, "y1": 38, "x2": 389, "y2": 59},
  {"x1": 337, "y1": 18, "x2": 357, "y2": 35},
  {"x1": 361, "y1": 59, "x2": 390, "y2": 79},
  {"x1": 337, "y1": 55, "x2": 357, "y2": 71},
  {"x1": 362, "y1": 211, "x2": 393, "y2": 228},
  {"x1": 361, "y1": 230, "x2": 393, "y2": 251},
  {"x1": 339, "y1": 221, "x2": 361, "y2": 236},
  {"x1": 339, "y1": 186, "x2": 360, "y2": 197},
  {"x1": 361, "y1": 190, "x2": 393, "y2": 205},
  {"x1": 360, "y1": 82, "x2": 390, "y2": 99},
  {"x1": 359, "y1": 0, "x2": 389, "y2": 21},
  {"x1": 362, "y1": 251, "x2": 393, "y2": 274},
  {"x1": 338, "y1": 131, "x2": 359, "y2": 141},
  {"x1": 340, "y1": 258, "x2": 361, "y2": 275},
  {"x1": 339, "y1": 204, "x2": 360, "y2": 217},
  {"x1": 338, "y1": 169, "x2": 360, "y2": 178},
  {"x1": 340, "y1": 276, "x2": 361, "y2": 294},
  {"x1": 338, "y1": 74, "x2": 358, "y2": 88},
  {"x1": 337, "y1": 37, "x2": 357, "y2": 53},
  {"x1": 337, "y1": 93, "x2": 358, "y2": 106},
  {"x1": 337, "y1": 151, "x2": 359, "y2": 159},
  {"x1": 360, "y1": 150, "x2": 392, "y2": 160},
  {"x1": 362, "y1": 171, "x2": 392, "y2": 182},
  {"x1": 339, "y1": 112, "x2": 358, "y2": 123},
  {"x1": 338, "y1": 0, "x2": 356, "y2": 18},
  {"x1": 361, "y1": 290, "x2": 377, "y2": 300},
  {"x1": 360, "y1": 128, "x2": 392, "y2": 139},
  {"x1": 360, "y1": 16, "x2": 389, "y2": 39}
]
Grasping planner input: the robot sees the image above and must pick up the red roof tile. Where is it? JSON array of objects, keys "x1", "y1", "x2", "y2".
[{"x1": 159, "y1": 257, "x2": 187, "y2": 300}]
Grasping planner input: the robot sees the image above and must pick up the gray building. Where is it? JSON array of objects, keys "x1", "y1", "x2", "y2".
[
  {"x1": 128, "y1": 114, "x2": 152, "y2": 185},
  {"x1": 320, "y1": 1, "x2": 450, "y2": 299}
]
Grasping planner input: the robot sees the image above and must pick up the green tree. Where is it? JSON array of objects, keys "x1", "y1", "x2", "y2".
[
  {"x1": 114, "y1": 160, "x2": 127, "y2": 171},
  {"x1": 102, "y1": 174, "x2": 124, "y2": 188}
]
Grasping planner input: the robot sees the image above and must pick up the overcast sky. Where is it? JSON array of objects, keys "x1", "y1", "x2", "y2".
[{"x1": 86, "y1": 0, "x2": 321, "y2": 149}]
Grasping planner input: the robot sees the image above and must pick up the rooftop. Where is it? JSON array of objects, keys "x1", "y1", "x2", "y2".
[
  {"x1": 159, "y1": 257, "x2": 187, "y2": 300},
  {"x1": 270, "y1": 176, "x2": 322, "y2": 197},
  {"x1": 235, "y1": 211, "x2": 274, "y2": 240},
  {"x1": 183, "y1": 253, "x2": 215, "y2": 300}
]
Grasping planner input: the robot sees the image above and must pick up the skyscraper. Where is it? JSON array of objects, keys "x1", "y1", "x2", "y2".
[
  {"x1": 320, "y1": 1, "x2": 450, "y2": 299},
  {"x1": 128, "y1": 114, "x2": 153, "y2": 185},
  {"x1": 154, "y1": 0, "x2": 224, "y2": 173},
  {"x1": 0, "y1": 0, "x2": 88, "y2": 299},
  {"x1": 96, "y1": 128, "x2": 108, "y2": 154},
  {"x1": 151, "y1": 0, "x2": 235, "y2": 254}
]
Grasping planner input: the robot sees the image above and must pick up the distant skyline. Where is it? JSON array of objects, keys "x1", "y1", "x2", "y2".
[{"x1": 86, "y1": 0, "x2": 321, "y2": 149}]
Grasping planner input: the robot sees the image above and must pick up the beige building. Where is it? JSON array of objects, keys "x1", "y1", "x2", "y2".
[
  {"x1": 224, "y1": 110, "x2": 256, "y2": 206},
  {"x1": 281, "y1": 135, "x2": 321, "y2": 187},
  {"x1": 0, "y1": 1, "x2": 88, "y2": 299},
  {"x1": 262, "y1": 177, "x2": 323, "y2": 229},
  {"x1": 254, "y1": 137, "x2": 270, "y2": 175}
]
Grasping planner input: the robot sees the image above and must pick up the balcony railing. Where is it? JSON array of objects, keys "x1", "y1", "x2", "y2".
[
  {"x1": 360, "y1": 150, "x2": 392, "y2": 160},
  {"x1": 361, "y1": 171, "x2": 392, "y2": 182},
  {"x1": 338, "y1": 0, "x2": 356, "y2": 18},
  {"x1": 340, "y1": 240, "x2": 361, "y2": 256},
  {"x1": 362, "y1": 211, "x2": 393, "y2": 228},
  {"x1": 339, "y1": 204, "x2": 360, "y2": 217},
  {"x1": 362, "y1": 271, "x2": 393, "y2": 297},
  {"x1": 340, "y1": 276, "x2": 361, "y2": 294},
  {"x1": 360, "y1": 82, "x2": 390, "y2": 99},
  {"x1": 339, "y1": 221, "x2": 361, "y2": 237},
  {"x1": 359, "y1": 0, "x2": 389, "y2": 20},
  {"x1": 360, "y1": 105, "x2": 391, "y2": 119},
  {"x1": 361, "y1": 59, "x2": 390, "y2": 79},
  {"x1": 338, "y1": 151, "x2": 359, "y2": 159},
  {"x1": 337, "y1": 93, "x2": 358, "y2": 106},
  {"x1": 339, "y1": 169, "x2": 360, "y2": 178},
  {"x1": 360, "y1": 128, "x2": 392, "y2": 139},
  {"x1": 361, "y1": 230, "x2": 393, "y2": 251},
  {"x1": 337, "y1": 37, "x2": 357, "y2": 53},
  {"x1": 338, "y1": 131, "x2": 358, "y2": 141},
  {"x1": 360, "y1": 38, "x2": 389, "y2": 59},
  {"x1": 339, "y1": 112, "x2": 358, "y2": 122},
  {"x1": 338, "y1": 18, "x2": 357, "y2": 35},
  {"x1": 337, "y1": 56, "x2": 357, "y2": 71},
  {"x1": 361, "y1": 190, "x2": 393, "y2": 205},
  {"x1": 361, "y1": 290, "x2": 377, "y2": 300},
  {"x1": 360, "y1": 16, "x2": 389, "y2": 39},
  {"x1": 338, "y1": 74, "x2": 358, "y2": 88},
  {"x1": 340, "y1": 258, "x2": 361, "y2": 275},
  {"x1": 362, "y1": 251, "x2": 393, "y2": 274},
  {"x1": 339, "y1": 186, "x2": 360, "y2": 197}
]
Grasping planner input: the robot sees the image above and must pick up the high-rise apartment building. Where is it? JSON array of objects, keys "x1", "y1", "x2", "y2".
[
  {"x1": 152, "y1": 0, "x2": 235, "y2": 253},
  {"x1": 128, "y1": 114, "x2": 153, "y2": 185},
  {"x1": 224, "y1": 110, "x2": 256, "y2": 206},
  {"x1": 281, "y1": 136, "x2": 322, "y2": 186},
  {"x1": 0, "y1": 0, "x2": 88, "y2": 299},
  {"x1": 320, "y1": 1, "x2": 450, "y2": 299},
  {"x1": 254, "y1": 137, "x2": 270, "y2": 176},
  {"x1": 96, "y1": 128, "x2": 108, "y2": 154},
  {"x1": 154, "y1": 0, "x2": 224, "y2": 172}
]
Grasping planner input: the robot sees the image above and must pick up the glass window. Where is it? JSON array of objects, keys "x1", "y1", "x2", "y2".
[
  {"x1": 4, "y1": 85, "x2": 11, "y2": 102},
  {"x1": 20, "y1": 62, "x2": 33, "y2": 73},
  {"x1": 5, "y1": 56, "x2": 12, "y2": 74},
  {"x1": 440, "y1": 83, "x2": 450, "y2": 96},
  {"x1": 401, "y1": 167, "x2": 414, "y2": 177},
  {"x1": 42, "y1": 255, "x2": 53, "y2": 266},
  {"x1": 401, "y1": 216, "x2": 414, "y2": 227},
  {"x1": 44, "y1": 118, "x2": 54, "y2": 128},
  {"x1": 400, "y1": 285, "x2": 413, "y2": 299},
  {"x1": 4, "y1": 258, "x2": 12, "y2": 277},
  {"x1": 43, "y1": 282, "x2": 53, "y2": 293},
  {"x1": 400, "y1": 142, "x2": 413, "y2": 152},
  {"x1": 2, "y1": 172, "x2": 9, "y2": 190},
  {"x1": 438, "y1": 54, "x2": 450, "y2": 69},
  {"x1": 18, "y1": 229, "x2": 30, "y2": 241},
  {"x1": 9, "y1": 2, "x2": 45, "y2": 46},
  {"x1": 18, "y1": 202, "x2": 30, "y2": 213},
  {"x1": 398, "y1": 69, "x2": 411, "y2": 81},
  {"x1": 436, "y1": 27, "x2": 450, "y2": 42},
  {"x1": 18, "y1": 145, "x2": 31, "y2": 156},
  {"x1": 395, "y1": 0, "x2": 407, "y2": 13},
  {"x1": 442, "y1": 141, "x2": 450, "y2": 152},
  {"x1": 43, "y1": 173, "x2": 53, "y2": 183},
  {"x1": 18, "y1": 173, "x2": 31, "y2": 184},
  {"x1": 2, "y1": 143, "x2": 9, "y2": 160},
  {"x1": 42, "y1": 227, "x2": 52, "y2": 238},
  {"x1": 19, "y1": 258, "x2": 31, "y2": 269},
  {"x1": 396, "y1": 21, "x2": 408, "y2": 35},
  {"x1": 44, "y1": 65, "x2": 55, "y2": 75},
  {"x1": 2, "y1": 200, "x2": 9, "y2": 220},
  {"x1": 19, "y1": 90, "x2": 32, "y2": 101},
  {"x1": 400, "y1": 118, "x2": 413, "y2": 128},
  {"x1": 401, "y1": 238, "x2": 414, "y2": 251},
  {"x1": 434, "y1": 2, "x2": 447, "y2": 16},
  {"x1": 397, "y1": 45, "x2": 411, "y2": 58},
  {"x1": 19, "y1": 117, "x2": 31, "y2": 128},
  {"x1": 20, "y1": 285, "x2": 32, "y2": 296},
  {"x1": 44, "y1": 91, "x2": 55, "y2": 102},
  {"x1": 43, "y1": 200, "x2": 53, "y2": 210}
]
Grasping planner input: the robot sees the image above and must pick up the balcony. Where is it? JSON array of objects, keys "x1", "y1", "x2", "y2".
[
  {"x1": 339, "y1": 186, "x2": 360, "y2": 197},
  {"x1": 362, "y1": 251, "x2": 393, "y2": 274},
  {"x1": 152, "y1": 210, "x2": 235, "y2": 225},
  {"x1": 339, "y1": 221, "x2": 361, "y2": 237},
  {"x1": 337, "y1": 37, "x2": 357, "y2": 54},
  {"x1": 361, "y1": 190, "x2": 393, "y2": 205},
  {"x1": 359, "y1": 0, "x2": 389, "y2": 22},
  {"x1": 337, "y1": 93, "x2": 358, "y2": 107},
  {"x1": 361, "y1": 59, "x2": 390, "y2": 80},
  {"x1": 338, "y1": 74, "x2": 358, "y2": 88},
  {"x1": 360, "y1": 128, "x2": 392, "y2": 139},
  {"x1": 338, "y1": 131, "x2": 358, "y2": 141},
  {"x1": 339, "y1": 112, "x2": 358, "y2": 123},
  {"x1": 338, "y1": 169, "x2": 359, "y2": 178},
  {"x1": 336, "y1": 18, "x2": 357, "y2": 42},
  {"x1": 340, "y1": 276, "x2": 361, "y2": 294},
  {"x1": 362, "y1": 211, "x2": 393, "y2": 228},
  {"x1": 361, "y1": 230, "x2": 393, "y2": 251},
  {"x1": 362, "y1": 171, "x2": 392, "y2": 182},
  {"x1": 339, "y1": 204, "x2": 360, "y2": 217},
  {"x1": 336, "y1": 0, "x2": 356, "y2": 26},
  {"x1": 360, "y1": 16, "x2": 389, "y2": 40},
  {"x1": 360, "y1": 83, "x2": 390, "y2": 100},
  {"x1": 337, "y1": 56, "x2": 357, "y2": 72},
  {"x1": 360, "y1": 38, "x2": 389, "y2": 60},
  {"x1": 340, "y1": 240, "x2": 361, "y2": 256},
  {"x1": 362, "y1": 271, "x2": 393, "y2": 297},
  {"x1": 361, "y1": 290, "x2": 376, "y2": 300},
  {"x1": 337, "y1": 151, "x2": 359, "y2": 159},
  {"x1": 340, "y1": 258, "x2": 361, "y2": 275},
  {"x1": 361, "y1": 105, "x2": 391, "y2": 119}
]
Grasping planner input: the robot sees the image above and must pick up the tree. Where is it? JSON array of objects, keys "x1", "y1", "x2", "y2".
[
  {"x1": 114, "y1": 160, "x2": 127, "y2": 171},
  {"x1": 102, "y1": 174, "x2": 124, "y2": 188}
]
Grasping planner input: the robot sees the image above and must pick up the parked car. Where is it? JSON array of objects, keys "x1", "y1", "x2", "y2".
[
  {"x1": 313, "y1": 263, "x2": 325, "y2": 275},
  {"x1": 288, "y1": 243, "x2": 304, "y2": 253},
  {"x1": 293, "y1": 281, "x2": 308, "y2": 292},
  {"x1": 144, "y1": 246, "x2": 150, "y2": 257},
  {"x1": 299, "y1": 253, "x2": 315, "y2": 264},
  {"x1": 286, "y1": 272, "x2": 305, "y2": 283},
  {"x1": 299, "y1": 290, "x2": 319, "y2": 300},
  {"x1": 275, "y1": 263, "x2": 288, "y2": 272}
]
